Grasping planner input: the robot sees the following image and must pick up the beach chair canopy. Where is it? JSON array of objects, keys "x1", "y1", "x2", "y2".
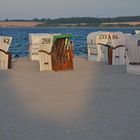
[
  {"x1": 39, "y1": 34, "x2": 72, "y2": 53},
  {"x1": 29, "y1": 33, "x2": 62, "y2": 60},
  {"x1": 87, "y1": 31, "x2": 126, "y2": 48},
  {"x1": 87, "y1": 31, "x2": 104, "y2": 45},
  {"x1": 29, "y1": 33, "x2": 49, "y2": 45},
  {"x1": 0, "y1": 36, "x2": 12, "y2": 52},
  {"x1": 87, "y1": 32, "x2": 104, "y2": 58},
  {"x1": 29, "y1": 33, "x2": 49, "y2": 60},
  {"x1": 39, "y1": 34, "x2": 55, "y2": 53},
  {"x1": 127, "y1": 34, "x2": 140, "y2": 64}
]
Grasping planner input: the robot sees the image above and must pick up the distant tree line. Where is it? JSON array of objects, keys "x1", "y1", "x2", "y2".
[
  {"x1": 33, "y1": 16, "x2": 140, "y2": 23},
  {"x1": 1, "y1": 16, "x2": 140, "y2": 27},
  {"x1": 33, "y1": 16, "x2": 140, "y2": 27}
]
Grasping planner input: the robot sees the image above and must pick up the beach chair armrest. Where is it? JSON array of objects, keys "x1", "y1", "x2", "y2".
[
  {"x1": 0, "y1": 49, "x2": 9, "y2": 55},
  {"x1": 39, "y1": 50, "x2": 53, "y2": 55}
]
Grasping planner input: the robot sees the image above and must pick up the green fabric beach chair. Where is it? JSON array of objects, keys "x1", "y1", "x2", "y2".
[{"x1": 39, "y1": 34, "x2": 74, "y2": 71}]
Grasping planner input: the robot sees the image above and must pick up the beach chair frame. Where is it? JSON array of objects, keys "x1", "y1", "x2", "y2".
[{"x1": 51, "y1": 37, "x2": 74, "y2": 71}]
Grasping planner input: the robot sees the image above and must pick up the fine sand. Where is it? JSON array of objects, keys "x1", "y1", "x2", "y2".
[{"x1": 0, "y1": 57, "x2": 140, "y2": 140}]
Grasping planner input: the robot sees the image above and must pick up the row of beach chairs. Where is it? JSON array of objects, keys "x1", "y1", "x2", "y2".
[
  {"x1": 0, "y1": 34, "x2": 74, "y2": 71},
  {"x1": 1, "y1": 31, "x2": 140, "y2": 74}
]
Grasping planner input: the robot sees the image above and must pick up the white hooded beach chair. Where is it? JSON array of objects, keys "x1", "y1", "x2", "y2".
[
  {"x1": 127, "y1": 34, "x2": 140, "y2": 74},
  {"x1": 87, "y1": 31, "x2": 103, "y2": 61},
  {"x1": 0, "y1": 37, "x2": 12, "y2": 70},
  {"x1": 87, "y1": 31, "x2": 127, "y2": 65}
]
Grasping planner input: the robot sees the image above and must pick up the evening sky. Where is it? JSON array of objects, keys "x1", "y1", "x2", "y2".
[{"x1": 0, "y1": 0, "x2": 139, "y2": 19}]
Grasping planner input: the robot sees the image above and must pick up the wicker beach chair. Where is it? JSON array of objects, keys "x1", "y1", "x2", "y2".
[{"x1": 39, "y1": 34, "x2": 74, "y2": 71}]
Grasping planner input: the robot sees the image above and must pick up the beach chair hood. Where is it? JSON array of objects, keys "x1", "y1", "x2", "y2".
[
  {"x1": 95, "y1": 32, "x2": 126, "y2": 48},
  {"x1": 0, "y1": 36, "x2": 12, "y2": 52}
]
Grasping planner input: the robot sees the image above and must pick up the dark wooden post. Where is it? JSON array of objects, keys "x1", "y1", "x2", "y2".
[
  {"x1": 8, "y1": 52, "x2": 12, "y2": 69},
  {"x1": 108, "y1": 47, "x2": 113, "y2": 65}
]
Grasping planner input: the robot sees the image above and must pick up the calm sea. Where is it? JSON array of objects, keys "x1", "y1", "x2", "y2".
[{"x1": 0, "y1": 27, "x2": 140, "y2": 58}]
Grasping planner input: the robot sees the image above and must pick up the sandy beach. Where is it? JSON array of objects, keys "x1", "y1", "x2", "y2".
[
  {"x1": 0, "y1": 22, "x2": 44, "y2": 27},
  {"x1": 0, "y1": 57, "x2": 140, "y2": 140}
]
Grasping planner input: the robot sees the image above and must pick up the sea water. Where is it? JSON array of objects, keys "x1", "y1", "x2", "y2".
[{"x1": 0, "y1": 27, "x2": 140, "y2": 58}]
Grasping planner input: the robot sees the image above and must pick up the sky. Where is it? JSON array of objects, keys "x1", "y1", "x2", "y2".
[{"x1": 0, "y1": 0, "x2": 140, "y2": 19}]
